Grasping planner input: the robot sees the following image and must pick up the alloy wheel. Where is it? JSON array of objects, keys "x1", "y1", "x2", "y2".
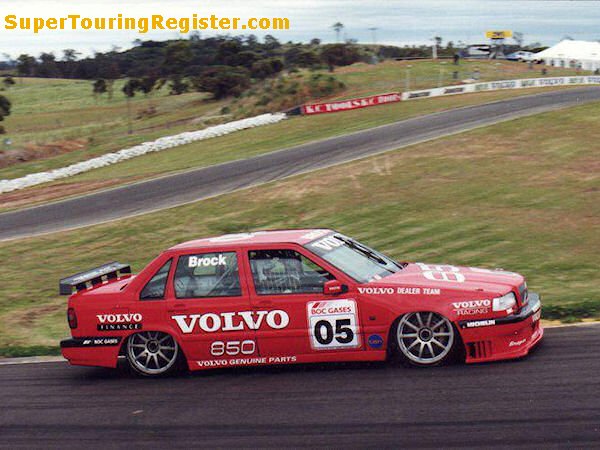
[
  {"x1": 396, "y1": 312, "x2": 455, "y2": 365},
  {"x1": 126, "y1": 331, "x2": 179, "y2": 376}
]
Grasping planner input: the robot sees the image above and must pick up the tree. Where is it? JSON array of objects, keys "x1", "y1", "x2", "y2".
[
  {"x1": 192, "y1": 66, "x2": 250, "y2": 99},
  {"x1": 264, "y1": 35, "x2": 281, "y2": 50},
  {"x1": 513, "y1": 32, "x2": 524, "y2": 48},
  {"x1": 16, "y1": 54, "x2": 37, "y2": 77},
  {"x1": 62, "y1": 49, "x2": 81, "y2": 62},
  {"x1": 92, "y1": 79, "x2": 107, "y2": 101},
  {"x1": 101, "y1": 62, "x2": 120, "y2": 100},
  {"x1": 163, "y1": 41, "x2": 193, "y2": 75},
  {"x1": 216, "y1": 39, "x2": 243, "y2": 66},
  {"x1": 138, "y1": 76, "x2": 157, "y2": 96},
  {"x1": 169, "y1": 76, "x2": 189, "y2": 95},
  {"x1": 332, "y1": 22, "x2": 344, "y2": 42},
  {"x1": 245, "y1": 34, "x2": 258, "y2": 47},
  {"x1": 251, "y1": 58, "x2": 284, "y2": 79},
  {"x1": 0, "y1": 95, "x2": 11, "y2": 134},
  {"x1": 137, "y1": 74, "x2": 159, "y2": 108},
  {"x1": 234, "y1": 50, "x2": 261, "y2": 69},
  {"x1": 434, "y1": 36, "x2": 443, "y2": 49},
  {"x1": 320, "y1": 44, "x2": 360, "y2": 72},
  {"x1": 310, "y1": 38, "x2": 322, "y2": 46},
  {"x1": 37, "y1": 52, "x2": 60, "y2": 78},
  {"x1": 284, "y1": 45, "x2": 320, "y2": 67},
  {"x1": 123, "y1": 79, "x2": 140, "y2": 134}
]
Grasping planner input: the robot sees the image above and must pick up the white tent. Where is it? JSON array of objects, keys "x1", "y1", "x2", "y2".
[{"x1": 535, "y1": 40, "x2": 600, "y2": 71}]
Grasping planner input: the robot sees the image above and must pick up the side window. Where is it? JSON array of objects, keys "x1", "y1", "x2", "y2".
[
  {"x1": 249, "y1": 249, "x2": 334, "y2": 295},
  {"x1": 174, "y1": 252, "x2": 241, "y2": 298},
  {"x1": 140, "y1": 259, "x2": 172, "y2": 300}
]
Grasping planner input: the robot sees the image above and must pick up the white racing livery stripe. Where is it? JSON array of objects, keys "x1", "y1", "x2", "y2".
[{"x1": 0, "y1": 112, "x2": 287, "y2": 194}]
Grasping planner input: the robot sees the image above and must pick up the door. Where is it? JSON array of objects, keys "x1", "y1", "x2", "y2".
[
  {"x1": 245, "y1": 246, "x2": 362, "y2": 362},
  {"x1": 165, "y1": 250, "x2": 256, "y2": 366}
]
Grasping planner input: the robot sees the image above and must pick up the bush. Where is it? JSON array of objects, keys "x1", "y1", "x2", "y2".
[
  {"x1": 320, "y1": 44, "x2": 361, "y2": 72},
  {"x1": 169, "y1": 76, "x2": 189, "y2": 95},
  {"x1": 2, "y1": 77, "x2": 15, "y2": 88},
  {"x1": 250, "y1": 57, "x2": 284, "y2": 79},
  {"x1": 192, "y1": 65, "x2": 251, "y2": 99},
  {"x1": 255, "y1": 95, "x2": 271, "y2": 106},
  {"x1": 0, "y1": 95, "x2": 11, "y2": 129}
]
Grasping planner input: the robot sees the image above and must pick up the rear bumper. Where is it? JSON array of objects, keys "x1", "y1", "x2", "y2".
[
  {"x1": 458, "y1": 293, "x2": 543, "y2": 363},
  {"x1": 60, "y1": 337, "x2": 122, "y2": 368}
]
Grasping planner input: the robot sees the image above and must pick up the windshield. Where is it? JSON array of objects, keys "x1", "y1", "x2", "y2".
[{"x1": 305, "y1": 233, "x2": 403, "y2": 283}]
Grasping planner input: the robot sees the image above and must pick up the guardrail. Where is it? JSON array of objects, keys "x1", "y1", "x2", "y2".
[
  {"x1": 401, "y1": 75, "x2": 600, "y2": 100},
  {"x1": 298, "y1": 76, "x2": 600, "y2": 115}
]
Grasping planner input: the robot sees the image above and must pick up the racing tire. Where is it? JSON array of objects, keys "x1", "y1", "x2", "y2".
[
  {"x1": 391, "y1": 312, "x2": 461, "y2": 367},
  {"x1": 126, "y1": 331, "x2": 183, "y2": 377}
]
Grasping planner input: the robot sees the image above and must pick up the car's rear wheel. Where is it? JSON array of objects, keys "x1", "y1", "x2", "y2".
[
  {"x1": 394, "y1": 312, "x2": 457, "y2": 367},
  {"x1": 126, "y1": 331, "x2": 180, "y2": 376}
]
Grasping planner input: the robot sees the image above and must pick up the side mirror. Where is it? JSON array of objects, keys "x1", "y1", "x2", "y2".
[{"x1": 323, "y1": 279, "x2": 347, "y2": 295}]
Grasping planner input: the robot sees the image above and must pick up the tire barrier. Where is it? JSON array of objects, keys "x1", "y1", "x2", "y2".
[{"x1": 0, "y1": 112, "x2": 287, "y2": 194}]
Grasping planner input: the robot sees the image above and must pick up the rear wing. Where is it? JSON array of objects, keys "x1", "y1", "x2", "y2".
[{"x1": 59, "y1": 262, "x2": 131, "y2": 295}]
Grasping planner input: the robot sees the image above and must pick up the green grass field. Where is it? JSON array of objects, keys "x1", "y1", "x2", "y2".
[
  {"x1": 0, "y1": 100, "x2": 598, "y2": 356},
  {"x1": 0, "y1": 60, "x2": 586, "y2": 188},
  {"x1": 324, "y1": 59, "x2": 586, "y2": 99},
  {"x1": 1, "y1": 86, "x2": 584, "y2": 211}
]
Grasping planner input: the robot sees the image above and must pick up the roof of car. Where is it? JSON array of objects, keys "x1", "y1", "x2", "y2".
[{"x1": 169, "y1": 229, "x2": 334, "y2": 251}]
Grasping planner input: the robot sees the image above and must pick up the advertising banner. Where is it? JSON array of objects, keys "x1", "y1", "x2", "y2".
[{"x1": 302, "y1": 92, "x2": 402, "y2": 115}]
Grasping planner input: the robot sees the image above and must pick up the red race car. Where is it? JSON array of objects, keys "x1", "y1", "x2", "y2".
[{"x1": 60, "y1": 229, "x2": 543, "y2": 376}]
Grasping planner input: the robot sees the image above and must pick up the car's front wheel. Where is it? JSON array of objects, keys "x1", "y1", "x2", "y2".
[
  {"x1": 126, "y1": 331, "x2": 180, "y2": 376},
  {"x1": 393, "y1": 312, "x2": 458, "y2": 367}
]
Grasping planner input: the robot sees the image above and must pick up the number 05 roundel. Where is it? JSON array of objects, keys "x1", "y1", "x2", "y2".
[{"x1": 307, "y1": 299, "x2": 361, "y2": 350}]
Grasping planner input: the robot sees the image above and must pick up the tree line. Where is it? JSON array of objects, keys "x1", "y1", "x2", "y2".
[
  {"x1": 3, "y1": 34, "x2": 479, "y2": 100},
  {"x1": 8, "y1": 35, "x2": 377, "y2": 98}
]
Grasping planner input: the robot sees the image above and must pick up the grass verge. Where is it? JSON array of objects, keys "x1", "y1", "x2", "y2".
[
  {"x1": 0, "y1": 100, "x2": 598, "y2": 355},
  {"x1": 0, "y1": 60, "x2": 587, "y2": 187},
  {"x1": 0, "y1": 85, "x2": 585, "y2": 211}
]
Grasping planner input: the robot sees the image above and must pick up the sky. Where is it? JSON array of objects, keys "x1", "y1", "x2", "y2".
[{"x1": 1, "y1": 0, "x2": 599, "y2": 58}]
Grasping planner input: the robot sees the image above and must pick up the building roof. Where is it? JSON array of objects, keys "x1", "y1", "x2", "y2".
[
  {"x1": 536, "y1": 40, "x2": 600, "y2": 61},
  {"x1": 169, "y1": 229, "x2": 333, "y2": 251}
]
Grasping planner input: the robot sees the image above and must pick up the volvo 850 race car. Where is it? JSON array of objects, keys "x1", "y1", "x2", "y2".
[{"x1": 60, "y1": 229, "x2": 543, "y2": 376}]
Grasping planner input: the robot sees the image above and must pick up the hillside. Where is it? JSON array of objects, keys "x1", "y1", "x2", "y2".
[
  {"x1": 0, "y1": 100, "x2": 598, "y2": 356},
  {"x1": 0, "y1": 59, "x2": 588, "y2": 210}
]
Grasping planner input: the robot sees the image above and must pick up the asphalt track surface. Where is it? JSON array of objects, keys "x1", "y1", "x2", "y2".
[
  {"x1": 1, "y1": 324, "x2": 599, "y2": 448},
  {"x1": 2, "y1": 87, "x2": 600, "y2": 242}
]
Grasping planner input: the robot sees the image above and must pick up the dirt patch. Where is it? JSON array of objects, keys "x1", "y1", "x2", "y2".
[
  {"x1": 0, "y1": 139, "x2": 88, "y2": 169},
  {"x1": 14, "y1": 302, "x2": 63, "y2": 329}
]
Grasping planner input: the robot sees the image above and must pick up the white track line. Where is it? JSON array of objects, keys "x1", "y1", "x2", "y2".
[{"x1": 0, "y1": 355, "x2": 65, "y2": 365}]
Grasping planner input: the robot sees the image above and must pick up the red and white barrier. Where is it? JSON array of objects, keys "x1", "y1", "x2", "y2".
[
  {"x1": 302, "y1": 92, "x2": 402, "y2": 115},
  {"x1": 401, "y1": 76, "x2": 600, "y2": 101}
]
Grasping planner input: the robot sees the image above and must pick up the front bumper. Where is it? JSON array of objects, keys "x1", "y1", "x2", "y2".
[
  {"x1": 458, "y1": 292, "x2": 543, "y2": 363},
  {"x1": 60, "y1": 336, "x2": 122, "y2": 368}
]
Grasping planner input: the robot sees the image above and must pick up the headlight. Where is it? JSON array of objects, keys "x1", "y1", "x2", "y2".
[{"x1": 492, "y1": 292, "x2": 516, "y2": 311}]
